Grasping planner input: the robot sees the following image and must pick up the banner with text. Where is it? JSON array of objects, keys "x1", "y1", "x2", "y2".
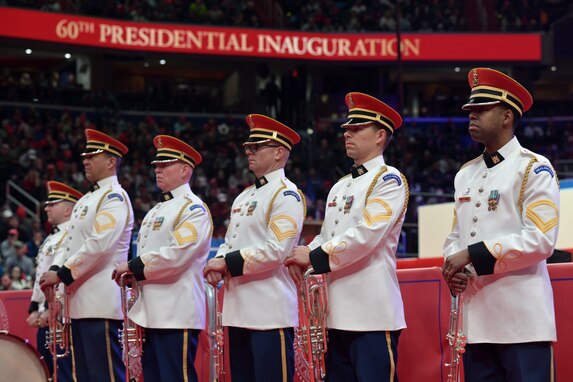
[{"x1": 0, "y1": 7, "x2": 542, "y2": 62}]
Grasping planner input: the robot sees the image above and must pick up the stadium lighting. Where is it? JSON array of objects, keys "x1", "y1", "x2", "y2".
[
  {"x1": 25, "y1": 49, "x2": 32, "y2": 55},
  {"x1": 454, "y1": 67, "x2": 460, "y2": 72},
  {"x1": 550, "y1": 66, "x2": 557, "y2": 72},
  {"x1": 65, "y1": 53, "x2": 71, "y2": 59},
  {"x1": 159, "y1": 59, "x2": 166, "y2": 65},
  {"x1": 307, "y1": 128, "x2": 313, "y2": 135},
  {"x1": 144, "y1": 62, "x2": 150, "y2": 68}
]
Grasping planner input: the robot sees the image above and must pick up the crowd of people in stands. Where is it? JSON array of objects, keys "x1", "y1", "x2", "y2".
[{"x1": 5, "y1": 0, "x2": 571, "y2": 32}]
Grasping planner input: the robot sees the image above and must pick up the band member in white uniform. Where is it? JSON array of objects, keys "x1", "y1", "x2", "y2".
[
  {"x1": 113, "y1": 135, "x2": 212, "y2": 382},
  {"x1": 285, "y1": 92, "x2": 408, "y2": 382},
  {"x1": 40, "y1": 129, "x2": 133, "y2": 382},
  {"x1": 204, "y1": 114, "x2": 305, "y2": 382},
  {"x1": 442, "y1": 68, "x2": 560, "y2": 382},
  {"x1": 26, "y1": 181, "x2": 81, "y2": 381}
]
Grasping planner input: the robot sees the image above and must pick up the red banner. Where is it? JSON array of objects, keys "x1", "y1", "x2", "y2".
[{"x1": 0, "y1": 7, "x2": 542, "y2": 62}]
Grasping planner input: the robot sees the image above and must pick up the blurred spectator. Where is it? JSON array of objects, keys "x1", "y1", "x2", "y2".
[
  {"x1": 26, "y1": 230, "x2": 45, "y2": 260},
  {"x1": 5, "y1": 240, "x2": 35, "y2": 278},
  {"x1": 8, "y1": 265, "x2": 30, "y2": 290},
  {"x1": 1, "y1": 228, "x2": 19, "y2": 266},
  {"x1": 0, "y1": 272, "x2": 12, "y2": 290}
]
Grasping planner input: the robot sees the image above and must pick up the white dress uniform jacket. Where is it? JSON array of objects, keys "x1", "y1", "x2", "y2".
[
  {"x1": 30, "y1": 222, "x2": 70, "y2": 313},
  {"x1": 444, "y1": 137, "x2": 559, "y2": 344},
  {"x1": 308, "y1": 156, "x2": 408, "y2": 331},
  {"x1": 54, "y1": 175, "x2": 134, "y2": 320},
  {"x1": 128, "y1": 183, "x2": 212, "y2": 329},
  {"x1": 217, "y1": 168, "x2": 305, "y2": 329}
]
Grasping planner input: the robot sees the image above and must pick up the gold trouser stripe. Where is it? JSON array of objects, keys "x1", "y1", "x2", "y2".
[
  {"x1": 385, "y1": 331, "x2": 396, "y2": 381},
  {"x1": 70, "y1": 323, "x2": 78, "y2": 382},
  {"x1": 105, "y1": 320, "x2": 116, "y2": 382},
  {"x1": 183, "y1": 329, "x2": 189, "y2": 382},
  {"x1": 279, "y1": 329, "x2": 287, "y2": 382},
  {"x1": 550, "y1": 344, "x2": 554, "y2": 382}
]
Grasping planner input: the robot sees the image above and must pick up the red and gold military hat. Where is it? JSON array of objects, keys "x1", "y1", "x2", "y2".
[
  {"x1": 45, "y1": 181, "x2": 83, "y2": 204},
  {"x1": 342, "y1": 92, "x2": 403, "y2": 133},
  {"x1": 462, "y1": 68, "x2": 533, "y2": 116},
  {"x1": 244, "y1": 114, "x2": 300, "y2": 150},
  {"x1": 152, "y1": 135, "x2": 202, "y2": 167},
  {"x1": 82, "y1": 129, "x2": 129, "y2": 158}
]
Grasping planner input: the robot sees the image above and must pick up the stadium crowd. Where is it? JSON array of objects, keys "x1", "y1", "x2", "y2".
[{"x1": 4, "y1": 0, "x2": 571, "y2": 32}]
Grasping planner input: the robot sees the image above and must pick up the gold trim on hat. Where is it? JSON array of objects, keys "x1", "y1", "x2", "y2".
[
  {"x1": 84, "y1": 142, "x2": 123, "y2": 157},
  {"x1": 346, "y1": 108, "x2": 395, "y2": 133},
  {"x1": 469, "y1": 85, "x2": 524, "y2": 115},
  {"x1": 47, "y1": 191, "x2": 79, "y2": 204},
  {"x1": 154, "y1": 151, "x2": 195, "y2": 167}
]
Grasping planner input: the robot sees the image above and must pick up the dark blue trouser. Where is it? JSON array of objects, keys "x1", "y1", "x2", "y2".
[
  {"x1": 463, "y1": 342, "x2": 554, "y2": 382},
  {"x1": 38, "y1": 326, "x2": 74, "y2": 382},
  {"x1": 142, "y1": 327, "x2": 200, "y2": 382},
  {"x1": 228, "y1": 326, "x2": 295, "y2": 382},
  {"x1": 325, "y1": 329, "x2": 401, "y2": 382},
  {"x1": 70, "y1": 318, "x2": 125, "y2": 382}
]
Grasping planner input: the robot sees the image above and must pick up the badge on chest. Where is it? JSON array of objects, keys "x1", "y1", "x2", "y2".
[
  {"x1": 343, "y1": 195, "x2": 354, "y2": 214},
  {"x1": 247, "y1": 201, "x2": 257, "y2": 216},
  {"x1": 153, "y1": 217, "x2": 164, "y2": 230},
  {"x1": 488, "y1": 190, "x2": 500, "y2": 211}
]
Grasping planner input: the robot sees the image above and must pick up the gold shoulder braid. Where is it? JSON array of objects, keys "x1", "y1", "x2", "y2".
[
  {"x1": 122, "y1": 191, "x2": 131, "y2": 230},
  {"x1": 203, "y1": 202, "x2": 214, "y2": 239},
  {"x1": 398, "y1": 173, "x2": 410, "y2": 222},
  {"x1": 266, "y1": 180, "x2": 287, "y2": 226},
  {"x1": 297, "y1": 189, "x2": 307, "y2": 220},
  {"x1": 365, "y1": 166, "x2": 388, "y2": 202},
  {"x1": 173, "y1": 200, "x2": 193, "y2": 229},
  {"x1": 96, "y1": 189, "x2": 113, "y2": 211},
  {"x1": 519, "y1": 157, "x2": 538, "y2": 215},
  {"x1": 53, "y1": 231, "x2": 69, "y2": 253}
]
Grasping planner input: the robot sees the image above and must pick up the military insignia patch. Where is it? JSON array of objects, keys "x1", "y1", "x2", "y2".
[
  {"x1": 328, "y1": 196, "x2": 337, "y2": 207},
  {"x1": 383, "y1": 173, "x2": 402, "y2": 186},
  {"x1": 348, "y1": 93, "x2": 355, "y2": 108},
  {"x1": 283, "y1": 190, "x2": 301, "y2": 202},
  {"x1": 534, "y1": 165, "x2": 554, "y2": 178},
  {"x1": 190, "y1": 204, "x2": 206, "y2": 213},
  {"x1": 247, "y1": 201, "x2": 257, "y2": 216},
  {"x1": 459, "y1": 188, "x2": 471, "y2": 203},
  {"x1": 80, "y1": 206, "x2": 88, "y2": 219},
  {"x1": 153, "y1": 216, "x2": 164, "y2": 230},
  {"x1": 107, "y1": 193, "x2": 124, "y2": 202},
  {"x1": 247, "y1": 114, "x2": 255, "y2": 128},
  {"x1": 488, "y1": 190, "x2": 500, "y2": 211},
  {"x1": 343, "y1": 195, "x2": 354, "y2": 214}
]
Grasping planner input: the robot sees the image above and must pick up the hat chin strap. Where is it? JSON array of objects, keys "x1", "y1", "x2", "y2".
[
  {"x1": 243, "y1": 138, "x2": 272, "y2": 146},
  {"x1": 462, "y1": 100, "x2": 501, "y2": 110}
]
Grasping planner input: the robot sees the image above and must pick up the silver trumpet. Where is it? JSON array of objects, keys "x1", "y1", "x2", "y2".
[
  {"x1": 118, "y1": 272, "x2": 144, "y2": 382},
  {"x1": 295, "y1": 268, "x2": 329, "y2": 382},
  {"x1": 206, "y1": 282, "x2": 225, "y2": 382},
  {"x1": 445, "y1": 294, "x2": 466, "y2": 382},
  {"x1": 45, "y1": 284, "x2": 70, "y2": 382}
]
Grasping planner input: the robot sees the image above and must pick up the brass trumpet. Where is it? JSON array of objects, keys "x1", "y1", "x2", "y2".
[
  {"x1": 45, "y1": 283, "x2": 70, "y2": 382},
  {"x1": 445, "y1": 294, "x2": 466, "y2": 382},
  {"x1": 206, "y1": 282, "x2": 225, "y2": 382},
  {"x1": 118, "y1": 272, "x2": 144, "y2": 382},
  {"x1": 295, "y1": 268, "x2": 329, "y2": 382}
]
